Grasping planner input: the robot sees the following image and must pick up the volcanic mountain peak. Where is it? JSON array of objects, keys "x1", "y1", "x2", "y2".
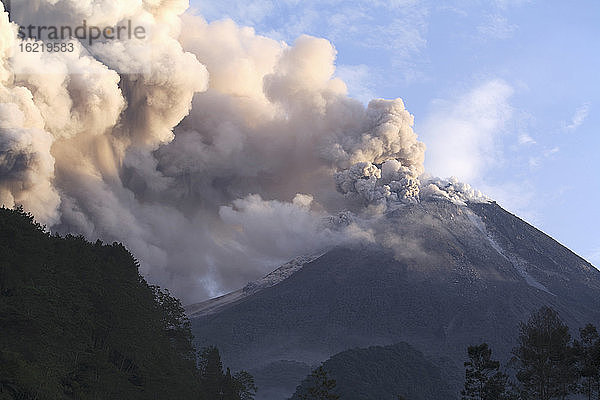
[{"x1": 190, "y1": 198, "x2": 599, "y2": 400}]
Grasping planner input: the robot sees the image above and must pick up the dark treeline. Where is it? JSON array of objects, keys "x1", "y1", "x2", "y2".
[
  {"x1": 294, "y1": 366, "x2": 340, "y2": 400},
  {"x1": 462, "y1": 306, "x2": 600, "y2": 400},
  {"x1": 293, "y1": 307, "x2": 600, "y2": 400},
  {"x1": 0, "y1": 207, "x2": 255, "y2": 400},
  {"x1": 289, "y1": 341, "x2": 457, "y2": 400}
]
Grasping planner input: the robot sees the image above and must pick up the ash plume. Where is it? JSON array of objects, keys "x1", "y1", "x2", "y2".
[{"x1": 0, "y1": 2, "x2": 487, "y2": 302}]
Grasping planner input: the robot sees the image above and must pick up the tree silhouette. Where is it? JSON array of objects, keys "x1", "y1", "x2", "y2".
[
  {"x1": 197, "y1": 346, "x2": 257, "y2": 400},
  {"x1": 574, "y1": 324, "x2": 600, "y2": 400},
  {"x1": 199, "y1": 346, "x2": 225, "y2": 398},
  {"x1": 462, "y1": 343, "x2": 509, "y2": 400},
  {"x1": 297, "y1": 365, "x2": 340, "y2": 400},
  {"x1": 222, "y1": 368, "x2": 237, "y2": 400},
  {"x1": 512, "y1": 307, "x2": 577, "y2": 400},
  {"x1": 233, "y1": 371, "x2": 257, "y2": 400}
]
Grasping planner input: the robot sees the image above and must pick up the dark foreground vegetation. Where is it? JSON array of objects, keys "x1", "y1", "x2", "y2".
[
  {"x1": 0, "y1": 207, "x2": 255, "y2": 400},
  {"x1": 290, "y1": 342, "x2": 457, "y2": 400},
  {"x1": 461, "y1": 306, "x2": 600, "y2": 400},
  {"x1": 3, "y1": 207, "x2": 599, "y2": 400},
  {"x1": 290, "y1": 306, "x2": 600, "y2": 400}
]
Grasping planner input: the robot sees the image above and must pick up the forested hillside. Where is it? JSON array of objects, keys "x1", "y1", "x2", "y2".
[
  {"x1": 290, "y1": 342, "x2": 458, "y2": 400},
  {"x1": 0, "y1": 207, "x2": 238, "y2": 399}
]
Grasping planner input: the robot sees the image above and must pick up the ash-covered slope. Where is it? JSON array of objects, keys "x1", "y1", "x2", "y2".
[
  {"x1": 190, "y1": 199, "x2": 599, "y2": 399},
  {"x1": 186, "y1": 254, "x2": 322, "y2": 319}
]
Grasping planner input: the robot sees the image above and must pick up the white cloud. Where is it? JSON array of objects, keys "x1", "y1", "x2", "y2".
[
  {"x1": 564, "y1": 102, "x2": 590, "y2": 132},
  {"x1": 518, "y1": 133, "x2": 536, "y2": 145},
  {"x1": 325, "y1": 1, "x2": 430, "y2": 83},
  {"x1": 477, "y1": 14, "x2": 517, "y2": 39},
  {"x1": 193, "y1": 0, "x2": 430, "y2": 84},
  {"x1": 335, "y1": 64, "x2": 377, "y2": 104},
  {"x1": 543, "y1": 146, "x2": 559, "y2": 157},
  {"x1": 193, "y1": 0, "x2": 275, "y2": 26},
  {"x1": 419, "y1": 79, "x2": 514, "y2": 182},
  {"x1": 528, "y1": 147, "x2": 559, "y2": 170},
  {"x1": 528, "y1": 157, "x2": 540, "y2": 168},
  {"x1": 494, "y1": 0, "x2": 533, "y2": 10}
]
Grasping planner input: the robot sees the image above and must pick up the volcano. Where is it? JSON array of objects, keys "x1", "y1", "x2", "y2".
[{"x1": 188, "y1": 199, "x2": 599, "y2": 399}]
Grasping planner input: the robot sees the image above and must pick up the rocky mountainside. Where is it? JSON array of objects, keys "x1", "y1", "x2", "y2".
[{"x1": 189, "y1": 199, "x2": 600, "y2": 399}]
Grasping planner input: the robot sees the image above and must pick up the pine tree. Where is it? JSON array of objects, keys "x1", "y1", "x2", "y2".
[
  {"x1": 512, "y1": 306, "x2": 577, "y2": 400},
  {"x1": 222, "y1": 368, "x2": 237, "y2": 400},
  {"x1": 298, "y1": 365, "x2": 340, "y2": 400},
  {"x1": 199, "y1": 346, "x2": 225, "y2": 399},
  {"x1": 574, "y1": 324, "x2": 600, "y2": 400},
  {"x1": 461, "y1": 343, "x2": 509, "y2": 400},
  {"x1": 197, "y1": 346, "x2": 257, "y2": 400},
  {"x1": 233, "y1": 371, "x2": 257, "y2": 400}
]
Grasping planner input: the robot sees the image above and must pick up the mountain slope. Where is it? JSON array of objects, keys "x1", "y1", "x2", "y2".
[
  {"x1": 190, "y1": 199, "x2": 600, "y2": 399},
  {"x1": 186, "y1": 254, "x2": 322, "y2": 319}
]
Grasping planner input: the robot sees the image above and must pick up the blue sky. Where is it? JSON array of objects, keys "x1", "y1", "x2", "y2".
[{"x1": 190, "y1": 0, "x2": 600, "y2": 266}]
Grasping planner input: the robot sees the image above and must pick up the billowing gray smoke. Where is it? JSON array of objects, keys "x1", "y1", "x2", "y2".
[{"x1": 0, "y1": 2, "x2": 487, "y2": 302}]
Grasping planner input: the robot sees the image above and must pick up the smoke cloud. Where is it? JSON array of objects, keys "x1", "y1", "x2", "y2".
[{"x1": 0, "y1": 2, "x2": 487, "y2": 302}]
